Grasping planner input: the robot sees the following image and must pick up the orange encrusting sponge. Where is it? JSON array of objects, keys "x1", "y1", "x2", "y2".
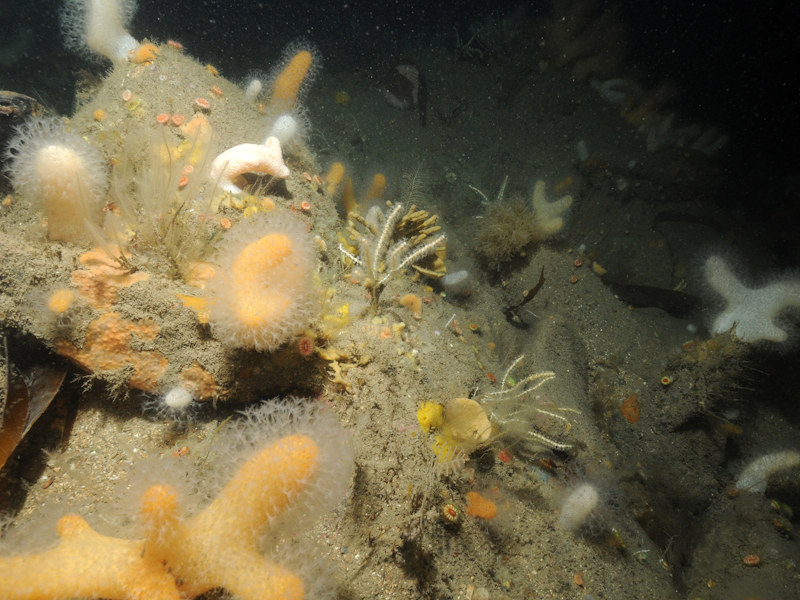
[
  {"x1": 270, "y1": 50, "x2": 313, "y2": 111},
  {"x1": 0, "y1": 434, "x2": 320, "y2": 600}
]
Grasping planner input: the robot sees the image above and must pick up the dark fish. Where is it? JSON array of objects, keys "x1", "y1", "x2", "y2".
[
  {"x1": 653, "y1": 210, "x2": 728, "y2": 234},
  {"x1": 604, "y1": 281, "x2": 700, "y2": 318}
]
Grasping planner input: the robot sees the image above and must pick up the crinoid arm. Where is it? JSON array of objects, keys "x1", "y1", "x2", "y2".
[
  {"x1": 484, "y1": 355, "x2": 579, "y2": 452},
  {"x1": 345, "y1": 200, "x2": 446, "y2": 306}
]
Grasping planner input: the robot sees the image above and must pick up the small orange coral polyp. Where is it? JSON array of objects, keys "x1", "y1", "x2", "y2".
[
  {"x1": 465, "y1": 491, "x2": 498, "y2": 520},
  {"x1": 47, "y1": 288, "x2": 76, "y2": 314},
  {"x1": 398, "y1": 293, "x2": 422, "y2": 319},
  {"x1": 131, "y1": 43, "x2": 159, "y2": 64}
]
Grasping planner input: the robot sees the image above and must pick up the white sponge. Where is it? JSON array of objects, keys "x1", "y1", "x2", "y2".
[{"x1": 704, "y1": 255, "x2": 800, "y2": 342}]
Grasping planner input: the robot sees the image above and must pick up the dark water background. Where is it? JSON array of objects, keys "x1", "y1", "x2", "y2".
[{"x1": 2, "y1": 1, "x2": 799, "y2": 257}]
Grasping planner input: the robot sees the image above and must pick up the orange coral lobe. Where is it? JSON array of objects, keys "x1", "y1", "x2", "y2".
[
  {"x1": 93, "y1": 109, "x2": 107, "y2": 122},
  {"x1": 341, "y1": 177, "x2": 356, "y2": 215},
  {"x1": 270, "y1": 50, "x2": 313, "y2": 110},
  {"x1": 231, "y1": 234, "x2": 294, "y2": 327},
  {"x1": 324, "y1": 162, "x2": 345, "y2": 196},
  {"x1": 206, "y1": 213, "x2": 314, "y2": 351},
  {"x1": 465, "y1": 491, "x2": 498, "y2": 520},
  {"x1": 365, "y1": 173, "x2": 387, "y2": 202}
]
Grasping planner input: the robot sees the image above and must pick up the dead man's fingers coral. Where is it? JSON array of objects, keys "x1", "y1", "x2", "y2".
[
  {"x1": 205, "y1": 211, "x2": 316, "y2": 351},
  {"x1": 142, "y1": 435, "x2": 320, "y2": 600},
  {"x1": 0, "y1": 513, "x2": 179, "y2": 600},
  {"x1": 531, "y1": 179, "x2": 573, "y2": 240},
  {"x1": 0, "y1": 400, "x2": 354, "y2": 600},
  {"x1": 704, "y1": 255, "x2": 800, "y2": 342},
  {"x1": 61, "y1": 0, "x2": 139, "y2": 63},
  {"x1": 209, "y1": 137, "x2": 290, "y2": 194},
  {"x1": 268, "y1": 45, "x2": 318, "y2": 111}
]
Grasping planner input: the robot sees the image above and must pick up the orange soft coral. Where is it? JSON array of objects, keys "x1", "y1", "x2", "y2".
[
  {"x1": 205, "y1": 212, "x2": 316, "y2": 352},
  {"x1": 270, "y1": 49, "x2": 314, "y2": 111},
  {"x1": 0, "y1": 433, "x2": 322, "y2": 600}
]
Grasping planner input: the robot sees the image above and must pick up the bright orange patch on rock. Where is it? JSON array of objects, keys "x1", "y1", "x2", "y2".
[
  {"x1": 55, "y1": 312, "x2": 167, "y2": 392},
  {"x1": 72, "y1": 247, "x2": 149, "y2": 309},
  {"x1": 176, "y1": 293, "x2": 209, "y2": 323}
]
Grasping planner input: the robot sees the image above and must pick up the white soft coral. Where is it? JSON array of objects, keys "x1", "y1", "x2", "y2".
[
  {"x1": 704, "y1": 255, "x2": 800, "y2": 342},
  {"x1": 61, "y1": 0, "x2": 139, "y2": 62}
]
